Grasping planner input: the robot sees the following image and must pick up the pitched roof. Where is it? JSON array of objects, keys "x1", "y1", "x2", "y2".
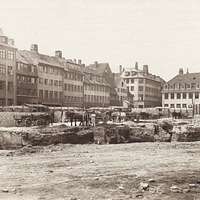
[{"x1": 167, "y1": 73, "x2": 200, "y2": 84}]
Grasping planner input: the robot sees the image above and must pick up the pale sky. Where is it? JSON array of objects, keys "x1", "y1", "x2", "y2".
[{"x1": 1, "y1": 0, "x2": 200, "y2": 81}]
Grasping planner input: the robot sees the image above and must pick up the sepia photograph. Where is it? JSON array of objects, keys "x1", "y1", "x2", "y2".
[{"x1": 0, "y1": 0, "x2": 200, "y2": 199}]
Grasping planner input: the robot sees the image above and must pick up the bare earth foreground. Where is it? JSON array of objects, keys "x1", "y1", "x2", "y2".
[{"x1": 0, "y1": 142, "x2": 200, "y2": 200}]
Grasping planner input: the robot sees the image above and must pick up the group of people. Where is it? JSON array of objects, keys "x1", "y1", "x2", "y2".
[{"x1": 67, "y1": 111, "x2": 96, "y2": 127}]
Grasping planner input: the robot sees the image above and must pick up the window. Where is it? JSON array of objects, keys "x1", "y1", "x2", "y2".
[
  {"x1": 44, "y1": 79, "x2": 48, "y2": 85},
  {"x1": 170, "y1": 93, "x2": 174, "y2": 99},
  {"x1": 164, "y1": 93, "x2": 168, "y2": 99},
  {"x1": 139, "y1": 79, "x2": 144, "y2": 83},
  {"x1": 182, "y1": 104, "x2": 187, "y2": 108},
  {"x1": 131, "y1": 86, "x2": 134, "y2": 91},
  {"x1": 54, "y1": 80, "x2": 58, "y2": 86},
  {"x1": 195, "y1": 92, "x2": 199, "y2": 99},
  {"x1": 177, "y1": 93, "x2": 181, "y2": 99},
  {"x1": 39, "y1": 90, "x2": 43, "y2": 99},
  {"x1": 131, "y1": 79, "x2": 134, "y2": 83},
  {"x1": 138, "y1": 86, "x2": 144, "y2": 91},
  {"x1": 176, "y1": 104, "x2": 181, "y2": 108},
  {"x1": 0, "y1": 64, "x2": 6, "y2": 74},
  {"x1": 170, "y1": 104, "x2": 174, "y2": 108},
  {"x1": 189, "y1": 93, "x2": 193, "y2": 99},
  {"x1": 7, "y1": 66, "x2": 13, "y2": 75},
  {"x1": 164, "y1": 104, "x2": 169, "y2": 107},
  {"x1": 126, "y1": 79, "x2": 129, "y2": 84},
  {"x1": 7, "y1": 51, "x2": 14, "y2": 60},
  {"x1": 182, "y1": 93, "x2": 187, "y2": 99},
  {"x1": 0, "y1": 50, "x2": 6, "y2": 59}
]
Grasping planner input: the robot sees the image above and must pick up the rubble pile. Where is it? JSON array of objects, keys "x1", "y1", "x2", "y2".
[{"x1": 1, "y1": 119, "x2": 200, "y2": 149}]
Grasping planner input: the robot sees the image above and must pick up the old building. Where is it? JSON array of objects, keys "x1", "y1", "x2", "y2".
[
  {"x1": 121, "y1": 62, "x2": 164, "y2": 108},
  {"x1": 16, "y1": 51, "x2": 38, "y2": 105},
  {"x1": 19, "y1": 45, "x2": 64, "y2": 106},
  {"x1": 83, "y1": 66, "x2": 110, "y2": 108},
  {"x1": 162, "y1": 68, "x2": 200, "y2": 114},
  {"x1": 61, "y1": 58, "x2": 84, "y2": 107},
  {"x1": 0, "y1": 28, "x2": 16, "y2": 106},
  {"x1": 87, "y1": 62, "x2": 118, "y2": 106},
  {"x1": 113, "y1": 72, "x2": 128, "y2": 106}
]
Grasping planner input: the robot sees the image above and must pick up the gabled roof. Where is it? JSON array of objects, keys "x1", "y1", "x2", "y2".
[
  {"x1": 87, "y1": 63, "x2": 111, "y2": 75},
  {"x1": 167, "y1": 73, "x2": 200, "y2": 84}
]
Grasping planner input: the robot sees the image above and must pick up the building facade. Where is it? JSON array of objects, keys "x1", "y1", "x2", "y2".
[
  {"x1": 162, "y1": 68, "x2": 200, "y2": 114},
  {"x1": 113, "y1": 72, "x2": 128, "y2": 106},
  {"x1": 0, "y1": 28, "x2": 16, "y2": 106},
  {"x1": 16, "y1": 51, "x2": 38, "y2": 105},
  {"x1": 83, "y1": 66, "x2": 110, "y2": 108},
  {"x1": 121, "y1": 62, "x2": 164, "y2": 108}
]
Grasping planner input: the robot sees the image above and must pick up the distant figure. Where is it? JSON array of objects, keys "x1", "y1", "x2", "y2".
[
  {"x1": 91, "y1": 113, "x2": 96, "y2": 127},
  {"x1": 50, "y1": 110, "x2": 54, "y2": 125},
  {"x1": 70, "y1": 112, "x2": 73, "y2": 126}
]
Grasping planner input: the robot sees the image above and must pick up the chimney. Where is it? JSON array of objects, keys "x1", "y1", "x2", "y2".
[
  {"x1": 31, "y1": 44, "x2": 38, "y2": 53},
  {"x1": 119, "y1": 65, "x2": 122, "y2": 73},
  {"x1": 55, "y1": 50, "x2": 62, "y2": 58},
  {"x1": 94, "y1": 61, "x2": 98, "y2": 67},
  {"x1": 179, "y1": 68, "x2": 184, "y2": 75},
  {"x1": 78, "y1": 59, "x2": 82, "y2": 65},
  {"x1": 135, "y1": 62, "x2": 139, "y2": 70},
  {"x1": 143, "y1": 65, "x2": 149, "y2": 74},
  {"x1": 73, "y1": 59, "x2": 77, "y2": 64},
  {"x1": 186, "y1": 68, "x2": 189, "y2": 74}
]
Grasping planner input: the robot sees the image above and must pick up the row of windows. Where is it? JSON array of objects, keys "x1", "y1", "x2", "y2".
[
  {"x1": 84, "y1": 84, "x2": 109, "y2": 92},
  {"x1": 125, "y1": 78, "x2": 144, "y2": 84},
  {"x1": 84, "y1": 95, "x2": 109, "y2": 103},
  {"x1": 164, "y1": 104, "x2": 189, "y2": 109},
  {"x1": 0, "y1": 49, "x2": 15, "y2": 60},
  {"x1": 0, "y1": 65, "x2": 13, "y2": 75},
  {"x1": 17, "y1": 75, "x2": 37, "y2": 84},
  {"x1": 164, "y1": 92, "x2": 199, "y2": 99},
  {"x1": 164, "y1": 82, "x2": 200, "y2": 90},
  {"x1": 17, "y1": 88, "x2": 37, "y2": 96},
  {"x1": 38, "y1": 65, "x2": 62, "y2": 76},
  {"x1": 17, "y1": 62, "x2": 37, "y2": 73},
  {"x1": 0, "y1": 81, "x2": 13, "y2": 91},
  {"x1": 117, "y1": 88, "x2": 127, "y2": 93},
  {"x1": 64, "y1": 71, "x2": 83, "y2": 81},
  {"x1": 39, "y1": 78, "x2": 62, "y2": 86},
  {"x1": 39, "y1": 90, "x2": 63, "y2": 100},
  {"x1": 64, "y1": 84, "x2": 83, "y2": 92},
  {"x1": 64, "y1": 96, "x2": 83, "y2": 102}
]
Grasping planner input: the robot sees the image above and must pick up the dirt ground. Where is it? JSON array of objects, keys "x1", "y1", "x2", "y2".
[{"x1": 0, "y1": 142, "x2": 200, "y2": 200}]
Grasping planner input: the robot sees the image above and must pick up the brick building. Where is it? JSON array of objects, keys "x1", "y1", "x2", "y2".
[
  {"x1": 162, "y1": 68, "x2": 200, "y2": 114},
  {"x1": 0, "y1": 28, "x2": 16, "y2": 106}
]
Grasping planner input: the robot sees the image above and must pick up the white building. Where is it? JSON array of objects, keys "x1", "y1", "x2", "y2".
[
  {"x1": 162, "y1": 68, "x2": 200, "y2": 114},
  {"x1": 121, "y1": 62, "x2": 164, "y2": 108}
]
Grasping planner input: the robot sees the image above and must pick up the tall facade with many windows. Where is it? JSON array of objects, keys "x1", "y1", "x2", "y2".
[
  {"x1": 162, "y1": 68, "x2": 200, "y2": 114},
  {"x1": 0, "y1": 29, "x2": 16, "y2": 106},
  {"x1": 121, "y1": 62, "x2": 164, "y2": 108}
]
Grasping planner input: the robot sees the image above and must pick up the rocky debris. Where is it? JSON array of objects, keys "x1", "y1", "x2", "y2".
[
  {"x1": 170, "y1": 185, "x2": 182, "y2": 193},
  {"x1": 172, "y1": 125, "x2": 200, "y2": 142},
  {"x1": 139, "y1": 182, "x2": 149, "y2": 191}
]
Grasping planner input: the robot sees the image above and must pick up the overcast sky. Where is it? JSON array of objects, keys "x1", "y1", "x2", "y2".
[{"x1": 1, "y1": 0, "x2": 200, "y2": 81}]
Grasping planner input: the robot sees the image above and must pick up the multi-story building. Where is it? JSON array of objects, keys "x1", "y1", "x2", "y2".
[
  {"x1": 121, "y1": 62, "x2": 164, "y2": 108},
  {"x1": 162, "y1": 68, "x2": 200, "y2": 114},
  {"x1": 18, "y1": 45, "x2": 64, "y2": 106},
  {"x1": 0, "y1": 28, "x2": 16, "y2": 106},
  {"x1": 16, "y1": 51, "x2": 38, "y2": 105},
  {"x1": 62, "y1": 59, "x2": 84, "y2": 107},
  {"x1": 113, "y1": 72, "x2": 128, "y2": 106},
  {"x1": 87, "y1": 62, "x2": 118, "y2": 106},
  {"x1": 83, "y1": 66, "x2": 110, "y2": 108}
]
